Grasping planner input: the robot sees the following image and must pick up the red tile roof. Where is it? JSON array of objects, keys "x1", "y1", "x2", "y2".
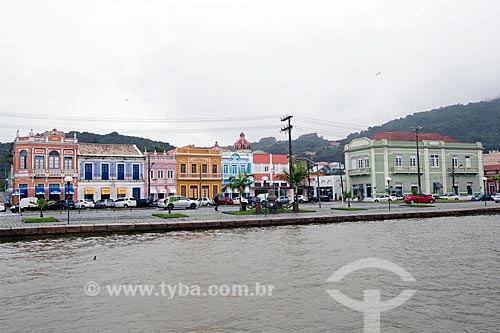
[{"x1": 370, "y1": 132, "x2": 460, "y2": 143}]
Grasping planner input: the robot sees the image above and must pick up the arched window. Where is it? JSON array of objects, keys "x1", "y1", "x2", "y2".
[
  {"x1": 49, "y1": 151, "x2": 60, "y2": 169},
  {"x1": 20, "y1": 150, "x2": 28, "y2": 169}
]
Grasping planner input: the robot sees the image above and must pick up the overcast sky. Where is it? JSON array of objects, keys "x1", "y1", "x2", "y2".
[{"x1": 1, "y1": 0, "x2": 500, "y2": 147}]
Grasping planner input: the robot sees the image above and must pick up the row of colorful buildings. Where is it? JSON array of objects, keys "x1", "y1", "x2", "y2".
[
  {"x1": 8, "y1": 128, "x2": 500, "y2": 204},
  {"x1": 9, "y1": 130, "x2": 295, "y2": 203}
]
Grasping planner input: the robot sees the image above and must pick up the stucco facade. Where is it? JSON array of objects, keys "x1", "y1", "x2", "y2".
[
  {"x1": 344, "y1": 133, "x2": 485, "y2": 198},
  {"x1": 144, "y1": 151, "x2": 176, "y2": 200},
  {"x1": 169, "y1": 146, "x2": 221, "y2": 198},
  {"x1": 78, "y1": 143, "x2": 144, "y2": 200},
  {"x1": 12, "y1": 129, "x2": 79, "y2": 204}
]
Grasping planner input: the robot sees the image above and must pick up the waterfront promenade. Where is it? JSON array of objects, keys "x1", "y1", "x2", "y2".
[{"x1": 1, "y1": 201, "x2": 499, "y2": 239}]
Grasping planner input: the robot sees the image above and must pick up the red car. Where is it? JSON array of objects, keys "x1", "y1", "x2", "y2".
[
  {"x1": 404, "y1": 194, "x2": 436, "y2": 204},
  {"x1": 218, "y1": 196, "x2": 234, "y2": 205}
]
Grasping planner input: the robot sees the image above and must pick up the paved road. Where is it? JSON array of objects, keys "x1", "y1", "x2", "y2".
[{"x1": 0, "y1": 200, "x2": 498, "y2": 228}]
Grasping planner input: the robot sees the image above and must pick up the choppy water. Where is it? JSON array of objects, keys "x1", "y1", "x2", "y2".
[{"x1": 1, "y1": 215, "x2": 500, "y2": 332}]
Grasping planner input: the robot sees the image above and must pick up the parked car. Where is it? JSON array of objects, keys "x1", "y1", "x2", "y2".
[
  {"x1": 373, "y1": 194, "x2": 397, "y2": 202},
  {"x1": 10, "y1": 197, "x2": 40, "y2": 213},
  {"x1": 493, "y1": 193, "x2": 500, "y2": 203},
  {"x1": 471, "y1": 194, "x2": 493, "y2": 201},
  {"x1": 278, "y1": 195, "x2": 291, "y2": 204},
  {"x1": 0, "y1": 202, "x2": 5, "y2": 212},
  {"x1": 95, "y1": 199, "x2": 115, "y2": 208},
  {"x1": 441, "y1": 193, "x2": 460, "y2": 200},
  {"x1": 114, "y1": 197, "x2": 137, "y2": 208},
  {"x1": 135, "y1": 199, "x2": 150, "y2": 208},
  {"x1": 218, "y1": 196, "x2": 233, "y2": 205},
  {"x1": 296, "y1": 195, "x2": 308, "y2": 203},
  {"x1": 163, "y1": 196, "x2": 199, "y2": 210},
  {"x1": 404, "y1": 194, "x2": 436, "y2": 204},
  {"x1": 74, "y1": 199, "x2": 95, "y2": 209},
  {"x1": 196, "y1": 197, "x2": 215, "y2": 206}
]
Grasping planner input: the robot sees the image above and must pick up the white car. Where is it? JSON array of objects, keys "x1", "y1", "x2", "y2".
[
  {"x1": 296, "y1": 195, "x2": 308, "y2": 203},
  {"x1": 114, "y1": 197, "x2": 137, "y2": 208},
  {"x1": 163, "y1": 196, "x2": 199, "y2": 210},
  {"x1": 365, "y1": 194, "x2": 397, "y2": 202},
  {"x1": 74, "y1": 199, "x2": 95, "y2": 209},
  {"x1": 441, "y1": 193, "x2": 460, "y2": 200},
  {"x1": 196, "y1": 197, "x2": 214, "y2": 206},
  {"x1": 493, "y1": 193, "x2": 500, "y2": 203}
]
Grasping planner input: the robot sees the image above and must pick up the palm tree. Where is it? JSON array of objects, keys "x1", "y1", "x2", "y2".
[
  {"x1": 222, "y1": 172, "x2": 254, "y2": 211},
  {"x1": 277, "y1": 161, "x2": 308, "y2": 211},
  {"x1": 344, "y1": 191, "x2": 353, "y2": 208}
]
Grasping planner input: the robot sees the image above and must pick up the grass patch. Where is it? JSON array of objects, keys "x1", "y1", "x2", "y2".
[
  {"x1": 332, "y1": 207, "x2": 368, "y2": 211},
  {"x1": 152, "y1": 213, "x2": 189, "y2": 219},
  {"x1": 223, "y1": 208, "x2": 315, "y2": 215},
  {"x1": 401, "y1": 204, "x2": 435, "y2": 208},
  {"x1": 23, "y1": 217, "x2": 60, "y2": 223}
]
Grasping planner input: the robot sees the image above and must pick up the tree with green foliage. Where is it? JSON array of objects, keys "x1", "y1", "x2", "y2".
[
  {"x1": 37, "y1": 197, "x2": 46, "y2": 218},
  {"x1": 344, "y1": 191, "x2": 353, "y2": 208},
  {"x1": 222, "y1": 172, "x2": 254, "y2": 211},
  {"x1": 277, "y1": 161, "x2": 308, "y2": 211}
]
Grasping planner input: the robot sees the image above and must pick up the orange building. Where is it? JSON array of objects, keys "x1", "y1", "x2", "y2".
[
  {"x1": 12, "y1": 129, "x2": 79, "y2": 204},
  {"x1": 168, "y1": 145, "x2": 221, "y2": 198}
]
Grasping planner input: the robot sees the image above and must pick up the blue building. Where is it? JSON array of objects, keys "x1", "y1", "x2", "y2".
[
  {"x1": 221, "y1": 133, "x2": 252, "y2": 199},
  {"x1": 77, "y1": 143, "x2": 144, "y2": 200}
]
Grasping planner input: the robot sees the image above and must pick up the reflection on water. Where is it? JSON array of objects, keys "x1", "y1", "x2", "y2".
[{"x1": 1, "y1": 216, "x2": 500, "y2": 332}]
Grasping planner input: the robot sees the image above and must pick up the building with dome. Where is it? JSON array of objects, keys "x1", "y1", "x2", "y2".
[{"x1": 221, "y1": 133, "x2": 253, "y2": 199}]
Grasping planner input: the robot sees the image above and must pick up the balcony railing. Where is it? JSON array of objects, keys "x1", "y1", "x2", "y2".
[
  {"x1": 177, "y1": 173, "x2": 221, "y2": 180},
  {"x1": 390, "y1": 166, "x2": 418, "y2": 174},
  {"x1": 448, "y1": 167, "x2": 478, "y2": 174},
  {"x1": 30, "y1": 169, "x2": 79, "y2": 177},
  {"x1": 349, "y1": 168, "x2": 371, "y2": 176}
]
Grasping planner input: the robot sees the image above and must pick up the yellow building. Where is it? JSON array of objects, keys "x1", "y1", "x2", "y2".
[{"x1": 169, "y1": 145, "x2": 222, "y2": 198}]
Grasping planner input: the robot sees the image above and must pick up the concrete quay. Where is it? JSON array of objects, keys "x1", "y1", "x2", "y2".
[{"x1": 1, "y1": 201, "x2": 499, "y2": 240}]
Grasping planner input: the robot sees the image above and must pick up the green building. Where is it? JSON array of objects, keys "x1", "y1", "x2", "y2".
[{"x1": 344, "y1": 132, "x2": 485, "y2": 198}]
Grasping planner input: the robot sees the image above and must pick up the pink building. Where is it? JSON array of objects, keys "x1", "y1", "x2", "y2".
[{"x1": 144, "y1": 151, "x2": 176, "y2": 200}]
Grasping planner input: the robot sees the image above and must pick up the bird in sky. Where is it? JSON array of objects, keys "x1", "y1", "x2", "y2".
[{"x1": 375, "y1": 71, "x2": 382, "y2": 76}]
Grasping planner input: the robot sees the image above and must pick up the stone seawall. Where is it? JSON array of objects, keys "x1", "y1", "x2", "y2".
[{"x1": 1, "y1": 206, "x2": 499, "y2": 240}]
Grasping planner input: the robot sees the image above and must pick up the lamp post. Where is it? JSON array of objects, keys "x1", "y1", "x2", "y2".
[
  {"x1": 482, "y1": 176, "x2": 488, "y2": 207},
  {"x1": 262, "y1": 176, "x2": 268, "y2": 195},
  {"x1": 386, "y1": 176, "x2": 392, "y2": 211},
  {"x1": 451, "y1": 163, "x2": 462, "y2": 195},
  {"x1": 411, "y1": 126, "x2": 422, "y2": 193},
  {"x1": 301, "y1": 157, "x2": 321, "y2": 208},
  {"x1": 64, "y1": 176, "x2": 73, "y2": 224}
]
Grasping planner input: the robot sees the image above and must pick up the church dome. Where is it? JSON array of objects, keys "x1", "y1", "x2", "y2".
[{"x1": 233, "y1": 132, "x2": 251, "y2": 151}]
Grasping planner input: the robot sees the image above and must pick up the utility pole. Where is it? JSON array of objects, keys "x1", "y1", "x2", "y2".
[
  {"x1": 281, "y1": 115, "x2": 293, "y2": 199},
  {"x1": 146, "y1": 150, "x2": 151, "y2": 204},
  {"x1": 280, "y1": 115, "x2": 293, "y2": 176},
  {"x1": 411, "y1": 126, "x2": 422, "y2": 193}
]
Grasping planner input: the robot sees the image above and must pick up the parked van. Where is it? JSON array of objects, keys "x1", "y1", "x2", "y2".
[{"x1": 10, "y1": 197, "x2": 39, "y2": 213}]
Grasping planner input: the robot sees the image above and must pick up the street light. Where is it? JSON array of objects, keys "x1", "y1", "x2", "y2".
[
  {"x1": 386, "y1": 176, "x2": 392, "y2": 212},
  {"x1": 64, "y1": 176, "x2": 73, "y2": 224},
  {"x1": 411, "y1": 126, "x2": 422, "y2": 193},
  {"x1": 482, "y1": 176, "x2": 488, "y2": 207},
  {"x1": 451, "y1": 163, "x2": 462, "y2": 195},
  {"x1": 301, "y1": 157, "x2": 321, "y2": 208}
]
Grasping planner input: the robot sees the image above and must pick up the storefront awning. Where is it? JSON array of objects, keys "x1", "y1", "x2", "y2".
[
  {"x1": 101, "y1": 187, "x2": 111, "y2": 195},
  {"x1": 84, "y1": 188, "x2": 94, "y2": 195},
  {"x1": 433, "y1": 182, "x2": 443, "y2": 189},
  {"x1": 35, "y1": 186, "x2": 45, "y2": 195}
]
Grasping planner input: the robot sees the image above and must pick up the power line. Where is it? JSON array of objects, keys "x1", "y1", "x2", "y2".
[{"x1": 0, "y1": 112, "x2": 282, "y2": 124}]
